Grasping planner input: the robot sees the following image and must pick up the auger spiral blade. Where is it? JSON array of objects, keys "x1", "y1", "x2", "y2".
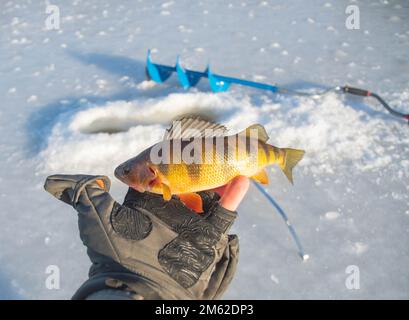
[
  {"x1": 208, "y1": 66, "x2": 231, "y2": 92},
  {"x1": 175, "y1": 56, "x2": 203, "y2": 89},
  {"x1": 146, "y1": 49, "x2": 174, "y2": 83}
]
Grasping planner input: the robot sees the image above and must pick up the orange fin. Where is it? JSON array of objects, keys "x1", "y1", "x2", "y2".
[
  {"x1": 178, "y1": 193, "x2": 203, "y2": 213},
  {"x1": 162, "y1": 183, "x2": 172, "y2": 201},
  {"x1": 95, "y1": 179, "x2": 105, "y2": 189},
  {"x1": 251, "y1": 169, "x2": 269, "y2": 185}
]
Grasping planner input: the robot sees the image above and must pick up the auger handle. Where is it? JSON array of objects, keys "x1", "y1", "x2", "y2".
[
  {"x1": 342, "y1": 86, "x2": 371, "y2": 97},
  {"x1": 342, "y1": 86, "x2": 409, "y2": 123}
]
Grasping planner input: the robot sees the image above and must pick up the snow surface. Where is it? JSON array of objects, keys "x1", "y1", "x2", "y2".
[{"x1": 1, "y1": 0, "x2": 408, "y2": 299}]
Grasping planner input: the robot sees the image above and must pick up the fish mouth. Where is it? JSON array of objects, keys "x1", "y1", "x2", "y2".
[
  {"x1": 114, "y1": 161, "x2": 132, "y2": 180},
  {"x1": 114, "y1": 162, "x2": 157, "y2": 193},
  {"x1": 114, "y1": 168, "x2": 147, "y2": 193},
  {"x1": 114, "y1": 166, "x2": 125, "y2": 182}
]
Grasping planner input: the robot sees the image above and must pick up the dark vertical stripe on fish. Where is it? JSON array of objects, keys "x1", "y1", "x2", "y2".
[
  {"x1": 169, "y1": 139, "x2": 174, "y2": 163},
  {"x1": 260, "y1": 141, "x2": 270, "y2": 163},
  {"x1": 223, "y1": 136, "x2": 229, "y2": 162},
  {"x1": 179, "y1": 137, "x2": 201, "y2": 183},
  {"x1": 272, "y1": 146, "x2": 280, "y2": 163},
  {"x1": 213, "y1": 136, "x2": 218, "y2": 164},
  {"x1": 187, "y1": 164, "x2": 201, "y2": 183},
  {"x1": 159, "y1": 163, "x2": 169, "y2": 176},
  {"x1": 245, "y1": 135, "x2": 251, "y2": 158}
]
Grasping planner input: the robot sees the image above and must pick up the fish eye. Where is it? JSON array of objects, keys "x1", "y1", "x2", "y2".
[{"x1": 123, "y1": 165, "x2": 131, "y2": 175}]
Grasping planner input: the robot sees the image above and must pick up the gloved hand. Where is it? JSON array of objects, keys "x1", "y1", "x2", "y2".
[{"x1": 44, "y1": 174, "x2": 244, "y2": 300}]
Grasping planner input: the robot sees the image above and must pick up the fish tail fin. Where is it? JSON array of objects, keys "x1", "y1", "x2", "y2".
[{"x1": 279, "y1": 148, "x2": 305, "y2": 184}]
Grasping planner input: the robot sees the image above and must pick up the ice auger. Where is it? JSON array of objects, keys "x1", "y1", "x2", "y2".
[{"x1": 146, "y1": 49, "x2": 409, "y2": 123}]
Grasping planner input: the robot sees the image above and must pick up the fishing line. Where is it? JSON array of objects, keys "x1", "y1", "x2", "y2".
[{"x1": 252, "y1": 181, "x2": 309, "y2": 261}]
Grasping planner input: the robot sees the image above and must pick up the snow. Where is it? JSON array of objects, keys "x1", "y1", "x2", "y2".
[
  {"x1": 0, "y1": 0, "x2": 408, "y2": 299},
  {"x1": 324, "y1": 211, "x2": 340, "y2": 220}
]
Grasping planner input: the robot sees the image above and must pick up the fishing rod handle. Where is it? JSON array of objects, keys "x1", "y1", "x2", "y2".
[
  {"x1": 343, "y1": 86, "x2": 409, "y2": 122},
  {"x1": 342, "y1": 86, "x2": 371, "y2": 97}
]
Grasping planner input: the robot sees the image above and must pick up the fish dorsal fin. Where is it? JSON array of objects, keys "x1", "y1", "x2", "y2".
[
  {"x1": 238, "y1": 124, "x2": 269, "y2": 142},
  {"x1": 163, "y1": 116, "x2": 228, "y2": 140}
]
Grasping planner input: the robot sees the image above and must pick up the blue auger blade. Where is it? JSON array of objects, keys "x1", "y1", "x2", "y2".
[
  {"x1": 146, "y1": 50, "x2": 174, "y2": 83},
  {"x1": 185, "y1": 69, "x2": 203, "y2": 87},
  {"x1": 175, "y1": 56, "x2": 203, "y2": 89},
  {"x1": 252, "y1": 181, "x2": 309, "y2": 261},
  {"x1": 146, "y1": 50, "x2": 299, "y2": 96},
  {"x1": 208, "y1": 66, "x2": 231, "y2": 92},
  {"x1": 175, "y1": 56, "x2": 190, "y2": 89},
  {"x1": 146, "y1": 50, "x2": 286, "y2": 92},
  {"x1": 146, "y1": 50, "x2": 281, "y2": 93}
]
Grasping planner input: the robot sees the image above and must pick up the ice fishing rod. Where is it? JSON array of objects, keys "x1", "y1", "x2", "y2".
[
  {"x1": 252, "y1": 181, "x2": 308, "y2": 261},
  {"x1": 146, "y1": 50, "x2": 409, "y2": 123}
]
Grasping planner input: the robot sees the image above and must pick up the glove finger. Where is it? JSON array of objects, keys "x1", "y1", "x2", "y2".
[
  {"x1": 197, "y1": 191, "x2": 220, "y2": 212},
  {"x1": 206, "y1": 204, "x2": 237, "y2": 234},
  {"x1": 44, "y1": 174, "x2": 110, "y2": 206}
]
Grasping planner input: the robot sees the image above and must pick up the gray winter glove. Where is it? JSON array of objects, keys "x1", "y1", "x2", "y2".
[{"x1": 44, "y1": 174, "x2": 239, "y2": 300}]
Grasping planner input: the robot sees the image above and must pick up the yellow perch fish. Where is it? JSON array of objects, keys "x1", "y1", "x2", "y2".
[{"x1": 115, "y1": 117, "x2": 305, "y2": 212}]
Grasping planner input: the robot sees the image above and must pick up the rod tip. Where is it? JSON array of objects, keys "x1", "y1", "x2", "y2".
[{"x1": 302, "y1": 254, "x2": 310, "y2": 261}]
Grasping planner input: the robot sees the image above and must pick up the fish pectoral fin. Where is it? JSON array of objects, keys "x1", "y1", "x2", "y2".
[
  {"x1": 178, "y1": 193, "x2": 204, "y2": 213},
  {"x1": 161, "y1": 183, "x2": 172, "y2": 201},
  {"x1": 251, "y1": 169, "x2": 269, "y2": 185}
]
